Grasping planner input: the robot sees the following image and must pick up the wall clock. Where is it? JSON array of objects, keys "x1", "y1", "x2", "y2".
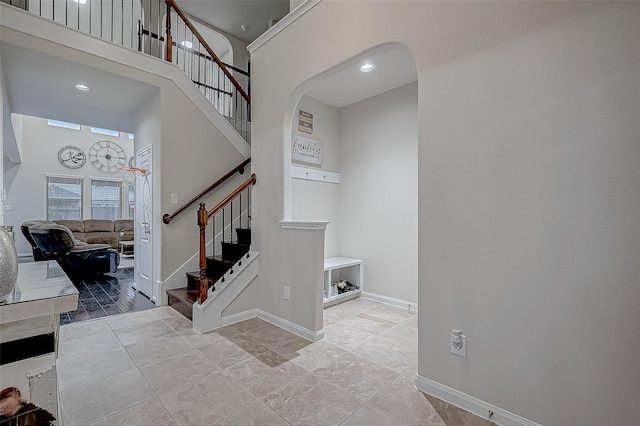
[
  {"x1": 89, "y1": 140, "x2": 126, "y2": 174},
  {"x1": 57, "y1": 145, "x2": 86, "y2": 169}
]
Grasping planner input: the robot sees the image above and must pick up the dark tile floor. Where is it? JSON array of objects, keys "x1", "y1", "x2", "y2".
[
  {"x1": 19, "y1": 256, "x2": 156, "y2": 325},
  {"x1": 60, "y1": 266, "x2": 156, "y2": 325}
]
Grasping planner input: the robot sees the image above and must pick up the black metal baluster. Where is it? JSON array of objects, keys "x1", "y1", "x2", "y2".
[
  {"x1": 197, "y1": 39, "x2": 201, "y2": 92},
  {"x1": 248, "y1": 185, "x2": 251, "y2": 229},
  {"x1": 110, "y1": 0, "x2": 113, "y2": 42},
  {"x1": 239, "y1": 192, "x2": 242, "y2": 234}
]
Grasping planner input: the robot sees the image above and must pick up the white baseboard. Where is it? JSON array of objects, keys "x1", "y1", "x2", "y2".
[
  {"x1": 415, "y1": 375, "x2": 542, "y2": 426},
  {"x1": 221, "y1": 308, "x2": 324, "y2": 342},
  {"x1": 361, "y1": 291, "x2": 418, "y2": 313},
  {"x1": 220, "y1": 309, "x2": 260, "y2": 327}
]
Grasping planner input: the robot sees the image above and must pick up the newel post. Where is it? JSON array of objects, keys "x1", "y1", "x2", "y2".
[
  {"x1": 165, "y1": 0, "x2": 173, "y2": 62},
  {"x1": 197, "y1": 203, "x2": 208, "y2": 303}
]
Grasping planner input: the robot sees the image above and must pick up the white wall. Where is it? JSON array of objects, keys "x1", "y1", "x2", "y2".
[
  {"x1": 290, "y1": 95, "x2": 340, "y2": 257},
  {"x1": 159, "y1": 81, "x2": 247, "y2": 279},
  {"x1": 3, "y1": 115, "x2": 134, "y2": 256},
  {"x1": 249, "y1": 2, "x2": 640, "y2": 425},
  {"x1": 291, "y1": 85, "x2": 418, "y2": 303},
  {"x1": 338, "y1": 82, "x2": 417, "y2": 304}
]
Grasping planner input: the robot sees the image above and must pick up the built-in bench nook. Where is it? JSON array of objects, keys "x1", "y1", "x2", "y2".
[{"x1": 323, "y1": 257, "x2": 362, "y2": 307}]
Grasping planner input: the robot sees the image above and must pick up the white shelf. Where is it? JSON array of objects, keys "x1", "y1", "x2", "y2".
[{"x1": 323, "y1": 257, "x2": 362, "y2": 308}]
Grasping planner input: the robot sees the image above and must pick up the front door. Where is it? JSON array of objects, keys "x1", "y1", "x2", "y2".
[{"x1": 135, "y1": 145, "x2": 153, "y2": 299}]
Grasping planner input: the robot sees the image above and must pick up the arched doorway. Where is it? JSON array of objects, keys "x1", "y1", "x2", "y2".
[{"x1": 284, "y1": 43, "x2": 419, "y2": 320}]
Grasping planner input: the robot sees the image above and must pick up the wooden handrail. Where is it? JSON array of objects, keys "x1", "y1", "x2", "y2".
[
  {"x1": 197, "y1": 173, "x2": 256, "y2": 303},
  {"x1": 165, "y1": 0, "x2": 251, "y2": 103},
  {"x1": 163, "y1": 158, "x2": 250, "y2": 224},
  {"x1": 208, "y1": 174, "x2": 257, "y2": 218}
]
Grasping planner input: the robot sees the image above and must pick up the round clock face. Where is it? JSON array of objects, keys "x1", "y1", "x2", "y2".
[
  {"x1": 58, "y1": 145, "x2": 86, "y2": 169},
  {"x1": 89, "y1": 140, "x2": 126, "y2": 174}
]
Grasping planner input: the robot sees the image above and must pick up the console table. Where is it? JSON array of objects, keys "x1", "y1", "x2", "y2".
[{"x1": 0, "y1": 261, "x2": 79, "y2": 425}]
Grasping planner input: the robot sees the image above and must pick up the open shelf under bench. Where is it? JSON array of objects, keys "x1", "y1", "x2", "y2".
[{"x1": 323, "y1": 257, "x2": 362, "y2": 307}]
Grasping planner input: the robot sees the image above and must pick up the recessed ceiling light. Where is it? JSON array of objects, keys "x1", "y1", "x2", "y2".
[
  {"x1": 181, "y1": 40, "x2": 193, "y2": 48},
  {"x1": 75, "y1": 83, "x2": 90, "y2": 91},
  {"x1": 360, "y1": 63, "x2": 375, "y2": 73},
  {"x1": 74, "y1": 0, "x2": 87, "y2": 4}
]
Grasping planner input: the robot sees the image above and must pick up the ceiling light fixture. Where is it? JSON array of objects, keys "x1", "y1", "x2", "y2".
[
  {"x1": 181, "y1": 40, "x2": 193, "y2": 49},
  {"x1": 75, "y1": 83, "x2": 90, "y2": 91},
  {"x1": 360, "y1": 63, "x2": 375, "y2": 73},
  {"x1": 73, "y1": 0, "x2": 87, "y2": 4}
]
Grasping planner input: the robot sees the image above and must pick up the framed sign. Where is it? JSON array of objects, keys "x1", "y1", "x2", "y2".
[
  {"x1": 292, "y1": 135, "x2": 322, "y2": 165},
  {"x1": 298, "y1": 110, "x2": 313, "y2": 134}
]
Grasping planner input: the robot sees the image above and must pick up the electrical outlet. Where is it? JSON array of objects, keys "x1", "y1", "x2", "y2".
[
  {"x1": 283, "y1": 286, "x2": 290, "y2": 300},
  {"x1": 450, "y1": 330, "x2": 467, "y2": 357},
  {"x1": 171, "y1": 193, "x2": 178, "y2": 204}
]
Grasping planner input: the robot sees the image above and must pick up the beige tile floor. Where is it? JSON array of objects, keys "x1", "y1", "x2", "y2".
[{"x1": 57, "y1": 298, "x2": 494, "y2": 426}]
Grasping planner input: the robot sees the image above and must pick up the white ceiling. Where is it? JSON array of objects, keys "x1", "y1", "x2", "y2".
[
  {"x1": 305, "y1": 47, "x2": 418, "y2": 109},
  {"x1": 179, "y1": 0, "x2": 290, "y2": 43},
  {"x1": 1, "y1": 42, "x2": 157, "y2": 133}
]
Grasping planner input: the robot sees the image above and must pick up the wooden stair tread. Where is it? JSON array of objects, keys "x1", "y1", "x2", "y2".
[
  {"x1": 207, "y1": 254, "x2": 235, "y2": 264},
  {"x1": 186, "y1": 271, "x2": 217, "y2": 282},
  {"x1": 170, "y1": 227, "x2": 252, "y2": 321},
  {"x1": 166, "y1": 287, "x2": 197, "y2": 304}
]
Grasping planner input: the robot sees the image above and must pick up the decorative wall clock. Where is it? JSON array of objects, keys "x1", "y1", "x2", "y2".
[
  {"x1": 89, "y1": 140, "x2": 126, "y2": 174},
  {"x1": 57, "y1": 145, "x2": 86, "y2": 169}
]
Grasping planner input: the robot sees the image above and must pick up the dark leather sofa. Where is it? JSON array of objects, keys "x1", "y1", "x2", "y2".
[
  {"x1": 22, "y1": 221, "x2": 119, "y2": 279},
  {"x1": 52, "y1": 219, "x2": 134, "y2": 249}
]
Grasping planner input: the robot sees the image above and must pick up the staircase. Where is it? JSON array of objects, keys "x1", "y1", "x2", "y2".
[
  {"x1": 3, "y1": 0, "x2": 251, "y2": 145},
  {"x1": 165, "y1": 173, "x2": 256, "y2": 326},
  {"x1": 167, "y1": 227, "x2": 251, "y2": 320}
]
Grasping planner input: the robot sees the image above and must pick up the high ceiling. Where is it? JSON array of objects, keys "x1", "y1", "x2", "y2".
[
  {"x1": 178, "y1": 0, "x2": 290, "y2": 43},
  {"x1": 1, "y1": 1, "x2": 417, "y2": 142},
  {"x1": 1, "y1": 42, "x2": 157, "y2": 134}
]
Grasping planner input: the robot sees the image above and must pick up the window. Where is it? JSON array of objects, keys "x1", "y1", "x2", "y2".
[
  {"x1": 47, "y1": 119, "x2": 81, "y2": 130},
  {"x1": 91, "y1": 180, "x2": 122, "y2": 220},
  {"x1": 47, "y1": 177, "x2": 83, "y2": 220},
  {"x1": 90, "y1": 127, "x2": 120, "y2": 137}
]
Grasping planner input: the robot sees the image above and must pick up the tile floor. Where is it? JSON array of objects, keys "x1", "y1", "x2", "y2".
[
  {"x1": 18, "y1": 257, "x2": 156, "y2": 325},
  {"x1": 60, "y1": 266, "x2": 156, "y2": 325},
  {"x1": 57, "y1": 298, "x2": 494, "y2": 426}
]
